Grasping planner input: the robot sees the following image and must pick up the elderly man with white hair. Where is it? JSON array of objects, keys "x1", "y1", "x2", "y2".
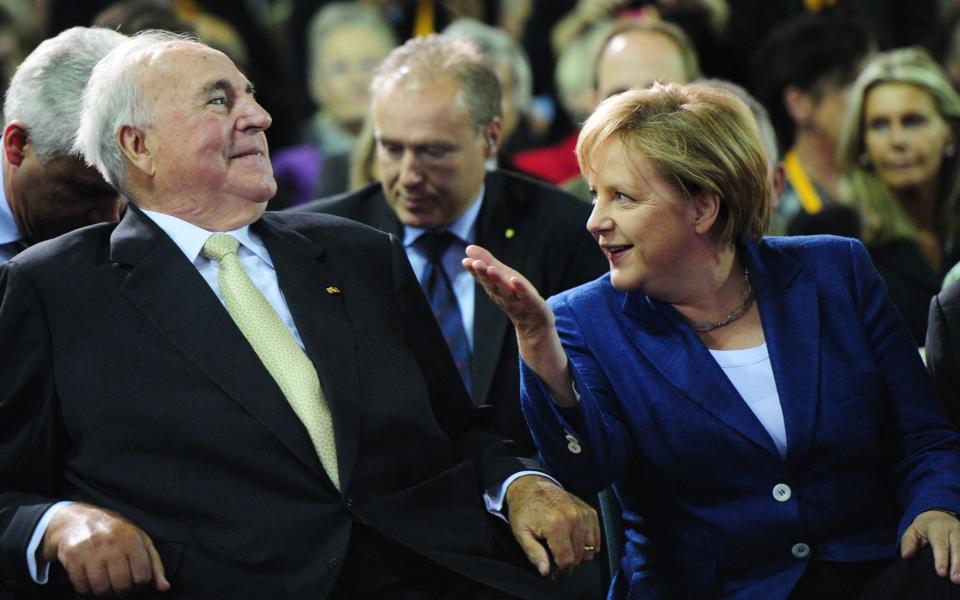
[
  {"x1": 0, "y1": 30, "x2": 597, "y2": 599},
  {"x1": 0, "y1": 26, "x2": 125, "y2": 261}
]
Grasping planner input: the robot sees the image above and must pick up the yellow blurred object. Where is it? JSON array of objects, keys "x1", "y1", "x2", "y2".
[
  {"x1": 802, "y1": 0, "x2": 837, "y2": 13},
  {"x1": 414, "y1": 0, "x2": 435, "y2": 37}
]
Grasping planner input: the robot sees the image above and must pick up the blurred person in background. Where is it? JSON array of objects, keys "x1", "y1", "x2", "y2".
[
  {"x1": 837, "y1": 47, "x2": 960, "y2": 346},
  {"x1": 271, "y1": 2, "x2": 396, "y2": 208},
  {"x1": 443, "y1": 17, "x2": 535, "y2": 171},
  {"x1": 927, "y1": 276, "x2": 960, "y2": 424},
  {"x1": 752, "y1": 7, "x2": 876, "y2": 234},
  {"x1": 552, "y1": 17, "x2": 700, "y2": 200},
  {"x1": 93, "y1": 0, "x2": 193, "y2": 35}
]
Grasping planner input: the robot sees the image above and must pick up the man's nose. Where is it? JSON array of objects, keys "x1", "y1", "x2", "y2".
[
  {"x1": 398, "y1": 150, "x2": 423, "y2": 187},
  {"x1": 237, "y1": 98, "x2": 272, "y2": 133}
]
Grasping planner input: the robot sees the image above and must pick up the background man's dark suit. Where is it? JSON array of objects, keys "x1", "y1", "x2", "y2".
[
  {"x1": 302, "y1": 170, "x2": 608, "y2": 455},
  {"x1": 927, "y1": 278, "x2": 960, "y2": 425},
  {"x1": 0, "y1": 207, "x2": 561, "y2": 599}
]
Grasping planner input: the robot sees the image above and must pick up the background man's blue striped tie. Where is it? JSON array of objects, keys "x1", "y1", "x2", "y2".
[{"x1": 418, "y1": 231, "x2": 472, "y2": 395}]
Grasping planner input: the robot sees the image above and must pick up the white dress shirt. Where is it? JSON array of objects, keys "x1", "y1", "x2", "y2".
[
  {"x1": 709, "y1": 343, "x2": 787, "y2": 458},
  {"x1": 0, "y1": 167, "x2": 23, "y2": 262},
  {"x1": 402, "y1": 186, "x2": 483, "y2": 347}
]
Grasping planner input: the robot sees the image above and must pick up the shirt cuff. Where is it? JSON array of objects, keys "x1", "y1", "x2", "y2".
[
  {"x1": 483, "y1": 471, "x2": 562, "y2": 523},
  {"x1": 27, "y1": 501, "x2": 74, "y2": 584}
]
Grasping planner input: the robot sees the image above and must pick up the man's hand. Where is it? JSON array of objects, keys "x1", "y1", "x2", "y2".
[
  {"x1": 505, "y1": 475, "x2": 600, "y2": 578},
  {"x1": 41, "y1": 503, "x2": 170, "y2": 597},
  {"x1": 901, "y1": 509, "x2": 960, "y2": 584}
]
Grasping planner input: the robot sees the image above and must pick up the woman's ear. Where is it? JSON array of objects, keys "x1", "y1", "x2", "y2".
[{"x1": 692, "y1": 191, "x2": 720, "y2": 235}]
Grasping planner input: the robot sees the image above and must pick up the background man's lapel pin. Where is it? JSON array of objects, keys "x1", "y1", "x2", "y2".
[{"x1": 326, "y1": 286, "x2": 341, "y2": 295}]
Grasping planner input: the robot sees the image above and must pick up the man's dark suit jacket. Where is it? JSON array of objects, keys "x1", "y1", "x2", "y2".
[
  {"x1": 927, "y1": 278, "x2": 960, "y2": 424},
  {"x1": 301, "y1": 170, "x2": 608, "y2": 455},
  {"x1": 0, "y1": 206, "x2": 562, "y2": 599}
]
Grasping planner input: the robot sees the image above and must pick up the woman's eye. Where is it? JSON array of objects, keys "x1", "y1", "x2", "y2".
[{"x1": 903, "y1": 114, "x2": 927, "y2": 128}]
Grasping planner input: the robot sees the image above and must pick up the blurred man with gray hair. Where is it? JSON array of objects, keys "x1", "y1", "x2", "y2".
[{"x1": 0, "y1": 26, "x2": 125, "y2": 261}]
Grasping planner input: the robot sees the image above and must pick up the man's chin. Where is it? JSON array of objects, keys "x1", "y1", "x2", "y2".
[{"x1": 398, "y1": 212, "x2": 444, "y2": 230}]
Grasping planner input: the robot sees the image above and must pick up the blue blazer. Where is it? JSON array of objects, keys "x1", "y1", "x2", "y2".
[{"x1": 521, "y1": 236, "x2": 960, "y2": 599}]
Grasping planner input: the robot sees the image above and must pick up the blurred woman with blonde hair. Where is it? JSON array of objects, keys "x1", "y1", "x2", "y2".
[{"x1": 838, "y1": 47, "x2": 960, "y2": 344}]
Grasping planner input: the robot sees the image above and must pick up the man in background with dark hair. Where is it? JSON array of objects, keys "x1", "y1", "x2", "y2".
[{"x1": 751, "y1": 8, "x2": 876, "y2": 234}]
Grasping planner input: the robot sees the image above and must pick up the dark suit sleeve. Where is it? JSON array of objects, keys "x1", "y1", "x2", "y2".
[
  {"x1": 0, "y1": 262, "x2": 64, "y2": 584},
  {"x1": 926, "y1": 291, "x2": 960, "y2": 425},
  {"x1": 386, "y1": 235, "x2": 534, "y2": 489}
]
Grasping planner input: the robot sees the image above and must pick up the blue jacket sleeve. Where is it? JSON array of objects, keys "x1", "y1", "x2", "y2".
[{"x1": 519, "y1": 295, "x2": 634, "y2": 496}]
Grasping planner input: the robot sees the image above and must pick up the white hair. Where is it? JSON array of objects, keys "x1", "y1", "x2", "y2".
[
  {"x1": 3, "y1": 26, "x2": 126, "y2": 165},
  {"x1": 74, "y1": 29, "x2": 198, "y2": 197}
]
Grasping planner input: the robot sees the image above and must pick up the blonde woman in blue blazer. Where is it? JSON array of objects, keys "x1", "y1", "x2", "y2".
[{"x1": 464, "y1": 83, "x2": 960, "y2": 599}]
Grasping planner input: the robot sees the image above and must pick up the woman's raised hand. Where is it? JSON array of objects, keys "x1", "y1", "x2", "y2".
[
  {"x1": 463, "y1": 244, "x2": 576, "y2": 406},
  {"x1": 462, "y1": 244, "x2": 552, "y2": 337}
]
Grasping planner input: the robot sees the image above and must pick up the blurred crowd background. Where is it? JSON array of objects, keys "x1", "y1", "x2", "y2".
[{"x1": 5, "y1": 0, "x2": 960, "y2": 345}]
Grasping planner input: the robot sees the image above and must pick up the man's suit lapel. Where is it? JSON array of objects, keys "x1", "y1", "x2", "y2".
[
  {"x1": 110, "y1": 207, "x2": 333, "y2": 485},
  {"x1": 473, "y1": 173, "x2": 525, "y2": 403},
  {"x1": 256, "y1": 215, "x2": 362, "y2": 491}
]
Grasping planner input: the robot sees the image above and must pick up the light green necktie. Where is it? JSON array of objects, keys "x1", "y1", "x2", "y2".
[{"x1": 202, "y1": 234, "x2": 340, "y2": 489}]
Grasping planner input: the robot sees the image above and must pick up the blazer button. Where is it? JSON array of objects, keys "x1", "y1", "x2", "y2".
[
  {"x1": 791, "y1": 543, "x2": 810, "y2": 558},
  {"x1": 328, "y1": 557, "x2": 340, "y2": 570},
  {"x1": 345, "y1": 497, "x2": 354, "y2": 509},
  {"x1": 772, "y1": 483, "x2": 792, "y2": 502},
  {"x1": 565, "y1": 433, "x2": 582, "y2": 455}
]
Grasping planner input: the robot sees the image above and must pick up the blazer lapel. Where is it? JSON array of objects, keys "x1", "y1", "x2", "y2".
[
  {"x1": 111, "y1": 208, "x2": 330, "y2": 483},
  {"x1": 473, "y1": 174, "x2": 525, "y2": 403},
  {"x1": 622, "y1": 293, "x2": 783, "y2": 458},
  {"x1": 747, "y1": 241, "x2": 821, "y2": 464},
  {"x1": 255, "y1": 216, "x2": 362, "y2": 491}
]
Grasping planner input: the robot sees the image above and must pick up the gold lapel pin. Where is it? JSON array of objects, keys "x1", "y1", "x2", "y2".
[
  {"x1": 326, "y1": 286, "x2": 341, "y2": 295},
  {"x1": 505, "y1": 228, "x2": 515, "y2": 239}
]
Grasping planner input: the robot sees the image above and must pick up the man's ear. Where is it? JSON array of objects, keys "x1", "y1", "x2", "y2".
[
  {"x1": 482, "y1": 118, "x2": 503, "y2": 159},
  {"x1": 3, "y1": 121, "x2": 28, "y2": 166},
  {"x1": 783, "y1": 85, "x2": 813, "y2": 127},
  {"x1": 692, "y1": 191, "x2": 720, "y2": 235},
  {"x1": 118, "y1": 124, "x2": 155, "y2": 177},
  {"x1": 770, "y1": 163, "x2": 786, "y2": 208}
]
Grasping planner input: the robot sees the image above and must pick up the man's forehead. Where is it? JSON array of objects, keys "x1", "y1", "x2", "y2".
[{"x1": 138, "y1": 42, "x2": 250, "y2": 95}]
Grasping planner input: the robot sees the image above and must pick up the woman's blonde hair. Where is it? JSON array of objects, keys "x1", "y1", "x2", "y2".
[
  {"x1": 576, "y1": 83, "x2": 770, "y2": 245},
  {"x1": 837, "y1": 47, "x2": 960, "y2": 253}
]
